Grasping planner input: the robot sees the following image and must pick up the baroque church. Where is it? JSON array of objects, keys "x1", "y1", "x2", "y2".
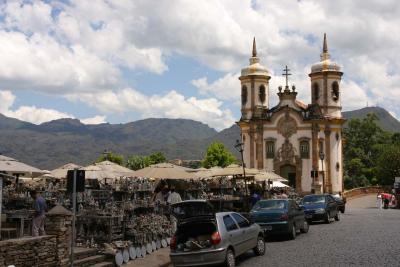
[{"x1": 237, "y1": 34, "x2": 344, "y2": 194}]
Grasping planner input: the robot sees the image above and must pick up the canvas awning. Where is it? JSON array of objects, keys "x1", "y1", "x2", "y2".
[
  {"x1": 0, "y1": 155, "x2": 45, "y2": 178},
  {"x1": 133, "y1": 163, "x2": 195, "y2": 180}
]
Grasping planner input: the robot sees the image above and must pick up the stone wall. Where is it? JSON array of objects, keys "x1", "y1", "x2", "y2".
[
  {"x1": 0, "y1": 235, "x2": 57, "y2": 267},
  {"x1": 0, "y1": 205, "x2": 72, "y2": 267},
  {"x1": 343, "y1": 186, "x2": 383, "y2": 199}
]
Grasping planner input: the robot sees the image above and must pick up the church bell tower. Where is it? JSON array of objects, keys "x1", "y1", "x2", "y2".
[
  {"x1": 309, "y1": 33, "x2": 343, "y2": 118},
  {"x1": 239, "y1": 37, "x2": 271, "y2": 120}
]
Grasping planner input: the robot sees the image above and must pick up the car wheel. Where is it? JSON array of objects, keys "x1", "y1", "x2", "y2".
[
  {"x1": 335, "y1": 211, "x2": 340, "y2": 221},
  {"x1": 341, "y1": 207, "x2": 345, "y2": 213},
  {"x1": 253, "y1": 236, "x2": 265, "y2": 256},
  {"x1": 324, "y1": 211, "x2": 330, "y2": 224},
  {"x1": 224, "y1": 248, "x2": 235, "y2": 267},
  {"x1": 300, "y1": 220, "x2": 309, "y2": 233},
  {"x1": 289, "y1": 224, "x2": 296, "y2": 240}
]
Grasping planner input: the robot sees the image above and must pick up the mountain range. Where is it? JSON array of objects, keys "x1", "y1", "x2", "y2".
[{"x1": 0, "y1": 106, "x2": 398, "y2": 170}]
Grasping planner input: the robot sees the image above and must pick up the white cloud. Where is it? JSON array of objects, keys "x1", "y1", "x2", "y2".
[
  {"x1": 191, "y1": 72, "x2": 240, "y2": 102},
  {"x1": 68, "y1": 88, "x2": 235, "y2": 130},
  {"x1": 80, "y1": 115, "x2": 107, "y2": 125},
  {"x1": 0, "y1": 0, "x2": 399, "y2": 122},
  {"x1": 0, "y1": 90, "x2": 106, "y2": 125}
]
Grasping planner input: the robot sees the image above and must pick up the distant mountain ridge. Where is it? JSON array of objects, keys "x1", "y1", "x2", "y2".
[{"x1": 0, "y1": 106, "x2": 398, "y2": 169}]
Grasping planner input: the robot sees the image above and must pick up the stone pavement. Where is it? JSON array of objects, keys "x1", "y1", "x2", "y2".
[{"x1": 125, "y1": 247, "x2": 171, "y2": 267}]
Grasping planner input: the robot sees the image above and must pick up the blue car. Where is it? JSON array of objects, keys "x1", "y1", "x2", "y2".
[
  {"x1": 300, "y1": 194, "x2": 340, "y2": 223},
  {"x1": 250, "y1": 199, "x2": 309, "y2": 240}
]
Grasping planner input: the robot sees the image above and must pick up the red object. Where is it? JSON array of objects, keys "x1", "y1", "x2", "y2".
[
  {"x1": 211, "y1": 231, "x2": 221, "y2": 245},
  {"x1": 280, "y1": 214, "x2": 289, "y2": 221},
  {"x1": 170, "y1": 235, "x2": 177, "y2": 250}
]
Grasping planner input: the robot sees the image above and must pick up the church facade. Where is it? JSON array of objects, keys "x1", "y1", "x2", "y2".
[{"x1": 237, "y1": 35, "x2": 344, "y2": 194}]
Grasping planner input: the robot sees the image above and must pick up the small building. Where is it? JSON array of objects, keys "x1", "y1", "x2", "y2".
[{"x1": 237, "y1": 35, "x2": 344, "y2": 194}]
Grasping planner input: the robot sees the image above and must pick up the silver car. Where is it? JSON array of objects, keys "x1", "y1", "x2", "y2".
[{"x1": 169, "y1": 200, "x2": 265, "y2": 267}]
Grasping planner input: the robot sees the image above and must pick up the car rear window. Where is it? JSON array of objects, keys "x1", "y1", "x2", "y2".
[
  {"x1": 231, "y1": 213, "x2": 250, "y2": 228},
  {"x1": 223, "y1": 215, "x2": 238, "y2": 232}
]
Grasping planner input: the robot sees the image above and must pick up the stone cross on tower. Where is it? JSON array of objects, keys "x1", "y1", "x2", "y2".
[{"x1": 282, "y1": 65, "x2": 291, "y2": 91}]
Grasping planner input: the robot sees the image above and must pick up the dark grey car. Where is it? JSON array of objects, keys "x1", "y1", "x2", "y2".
[{"x1": 169, "y1": 200, "x2": 265, "y2": 267}]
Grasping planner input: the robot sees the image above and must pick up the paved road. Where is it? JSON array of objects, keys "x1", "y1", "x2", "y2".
[{"x1": 237, "y1": 194, "x2": 400, "y2": 267}]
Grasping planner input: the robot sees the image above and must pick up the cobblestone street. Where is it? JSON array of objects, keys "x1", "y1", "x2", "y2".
[{"x1": 236, "y1": 195, "x2": 400, "y2": 267}]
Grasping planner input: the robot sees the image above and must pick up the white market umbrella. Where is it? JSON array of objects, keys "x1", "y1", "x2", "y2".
[
  {"x1": 0, "y1": 155, "x2": 45, "y2": 178},
  {"x1": 133, "y1": 163, "x2": 195, "y2": 180},
  {"x1": 211, "y1": 164, "x2": 260, "y2": 177},
  {"x1": 254, "y1": 171, "x2": 287, "y2": 182},
  {"x1": 51, "y1": 163, "x2": 82, "y2": 179},
  {"x1": 94, "y1": 160, "x2": 136, "y2": 177},
  {"x1": 271, "y1": 181, "x2": 290, "y2": 188}
]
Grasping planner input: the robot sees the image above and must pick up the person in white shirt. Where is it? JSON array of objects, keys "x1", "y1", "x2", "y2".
[{"x1": 167, "y1": 187, "x2": 182, "y2": 205}]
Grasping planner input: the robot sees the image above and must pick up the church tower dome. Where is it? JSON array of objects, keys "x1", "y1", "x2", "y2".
[
  {"x1": 241, "y1": 37, "x2": 270, "y2": 77},
  {"x1": 310, "y1": 33, "x2": 341, "y2": 74},
  {"x1": 239, "y1": 37, "x2": 271, "y2": 120}
]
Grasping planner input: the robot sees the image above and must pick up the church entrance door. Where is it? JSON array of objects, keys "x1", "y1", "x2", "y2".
[{"x1": 280, "y1": 165, "x2": 296, "y2": 189}]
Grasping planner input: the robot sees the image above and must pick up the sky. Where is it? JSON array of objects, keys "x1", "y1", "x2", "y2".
[{"x1": 0, "y1": 0, "x2": 399, "y2": 131}]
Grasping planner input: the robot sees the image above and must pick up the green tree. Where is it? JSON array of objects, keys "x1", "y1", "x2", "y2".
[
  {"x1": 375, "y1": 145, "x2": 400, "y2": 185},
  {"x1": 202, "y1": 142, "x2": 236, "y2": 168},
  {"x1": 126, "y1": 155, "x2": 151, "y2": 170},
  {"x1": 343, "y1": 114, "x2": 391, "y2": 188},
  {"x1": 148, "y1": 152, "x2": 166, "y2": 164},
  {"x1": 97, "y1": 151, "x2": 124, "y2": 165}
]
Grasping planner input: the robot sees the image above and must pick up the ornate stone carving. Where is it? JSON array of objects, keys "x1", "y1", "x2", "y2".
[
  {"x1": 277, "y1": 113, "x2": 297, "y2": 138},
  {"x1": 275, "y1": 139, "x2": 297, "y2": 163}
]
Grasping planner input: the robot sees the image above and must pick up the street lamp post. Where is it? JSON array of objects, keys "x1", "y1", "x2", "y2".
[
  {"x1": 319, "y1": 151, "x2": 325, "y2": 193},
  {"x1": 235, "y1": 139, "x2": 248, "y2": 209}
]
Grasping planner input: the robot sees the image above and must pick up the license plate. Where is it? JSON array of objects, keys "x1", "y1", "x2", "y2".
[{"x1": 264, "y1": 226, "x2": 272, "y2": 230}]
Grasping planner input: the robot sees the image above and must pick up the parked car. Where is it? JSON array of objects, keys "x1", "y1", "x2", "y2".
[
  {"x1": 331, "y1": 194, "x2": 346, "y2": 213},
  {"x1": 300, "y1": 194, "x2": 340, "y2": 223},
  {"x1": 249, "y1": 199, "x2": 309, "y2": 240},
  {"x1": 169, "y1": 200, "x2": 265, "y2": 267}
]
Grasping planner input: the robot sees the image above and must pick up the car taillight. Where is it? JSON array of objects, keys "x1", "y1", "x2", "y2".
[
  {"x1": 170, "y1": 235, "x2": 177, "y2": 250},
  {"x1": 211, "y1": 231, "x2": 221, "y2": 245},
  {"x1": 280, "y1": 214, "x2": 289, "y2": 221}
]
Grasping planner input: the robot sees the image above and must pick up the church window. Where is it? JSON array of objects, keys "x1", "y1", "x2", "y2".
[
  {"x1": 259, "y1": 85, "x2": 266, "y2": 103},
  {"x1": 266, "y1": 141, "x2": 275, "y2": 158},
  {"x1": 300, "y1": 140, "x2": 310, "y2": 158},
  {"x1": 241, "y1": 85, "x2": 248, "y2": 105},
  {"x1": 313, "y1": 83, "x2": 319, "y2": 101},
  {"x1": 332, "y1": 81, "x2": 339, "y2": 101}
]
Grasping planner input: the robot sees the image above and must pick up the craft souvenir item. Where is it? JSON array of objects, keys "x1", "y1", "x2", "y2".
[
  {"x1": 161, "y1": 239, "x2": 167, "y2": 248},
  {"x1": 129, "y1": 246, "x2": 136, "y2": 260},
  {"x1": 115, "y1": 251, "x2": 123, "y2": 266},
  {"x1": 152, "y1": 241, "x2": 157, "y2": 251},
  {"x1": 141, "y1": 246, "x2": 147, "y2": 257},
  {"x1": 146, "y1": 243, "x2": 153, "y2": 254},
  {"x1": 136, "y1": 247, "x2": 142, "y2": 258},
  {"x1": 156, "y1": 239, "x2": 161, "y2": 249},
  {"x1": 167, "y1": 237, "x2": 171, "y2": 245},
  {"x1": 123, "y1": 249, "x2": 130, "y2": 263}
]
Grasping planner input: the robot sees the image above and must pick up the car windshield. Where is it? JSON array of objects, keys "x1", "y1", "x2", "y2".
[
  {"x1": 252, "y1": 200, "x2": 287, "y2": 210},
  {"x1": 302, "y1": 195, "x2": 326, "y2": 204}
]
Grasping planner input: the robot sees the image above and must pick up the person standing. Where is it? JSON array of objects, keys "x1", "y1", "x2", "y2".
[
  {"x1": 167, "y1": 187, "x2": 182, "y2": 205},
  {"x1": 376, "y1": 192, "x2": 382, "y2": 210},
  {"x1": 30, "y1": 190, "x2": 47, "y2": 237}
]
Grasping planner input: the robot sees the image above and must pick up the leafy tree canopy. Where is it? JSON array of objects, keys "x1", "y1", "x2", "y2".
[
  {"x1": 343, "y1": 113, "x2": 399, "y2": 188},
  {"x1": 126, "y1": 152, "x2": 166, "y2": 170},
  {"x1": 202, "y1": 142, "x2": 236, "y2": 168}
]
